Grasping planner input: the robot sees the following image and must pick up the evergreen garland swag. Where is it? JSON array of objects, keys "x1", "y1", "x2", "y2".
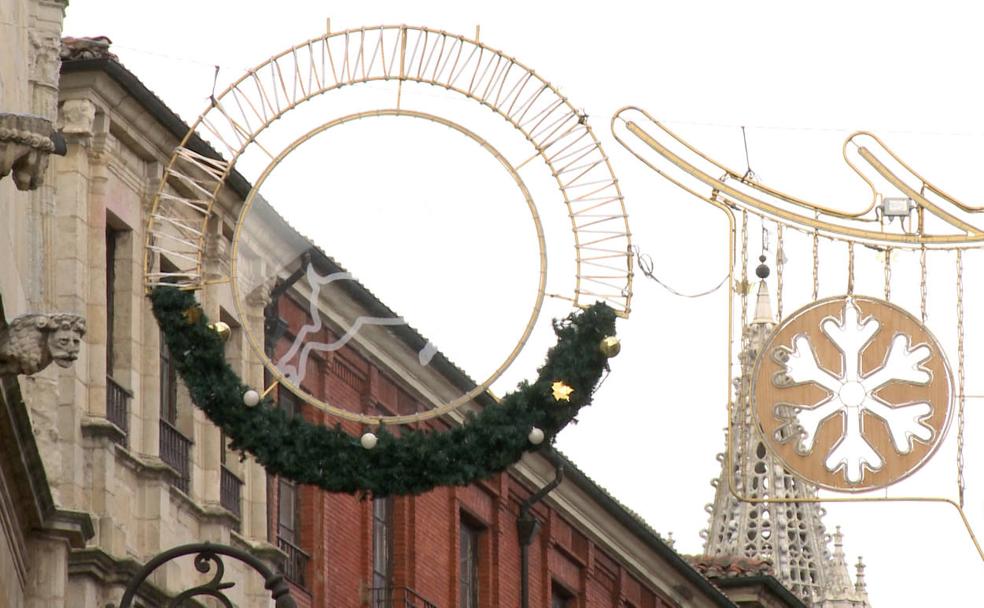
[{"x1": 151, "y1": 286, "x2": 617, "y2": 497}]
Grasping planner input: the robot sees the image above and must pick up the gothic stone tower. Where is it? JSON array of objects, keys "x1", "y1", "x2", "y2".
[{"x1": 701, "y1": 281, "x2": 871, "y2": 607}]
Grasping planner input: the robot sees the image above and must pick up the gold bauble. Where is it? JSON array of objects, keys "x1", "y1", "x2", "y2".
[
  {"x1": 208, "y1": 321, "x2": 232, "y2": 342},
  {"x1": 599, "y1": 336, "x2": 621, "y2": 358}
]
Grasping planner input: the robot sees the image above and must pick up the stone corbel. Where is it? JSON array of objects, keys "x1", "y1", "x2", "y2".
[
  {"x1": 0, "y1": 113, "x2": 61, "y2": 191},
  {"x1": 0, "y1": 313, "x2": 86, "y2": 376}
]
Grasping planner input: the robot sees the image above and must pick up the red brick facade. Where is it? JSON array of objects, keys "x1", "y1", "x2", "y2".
[{"x1": 267, "y1": 292, "x2": 685, "y2": 608}]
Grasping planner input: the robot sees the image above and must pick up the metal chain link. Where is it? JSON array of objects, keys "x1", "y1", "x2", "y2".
[
  {"x1": 920, "y1": 245, "x2": 928, "y2": 323},
  {"x1": 776, "y1": 224, "x2": 784, "y2": 320},
  {"x1": 846, "y1": 241, "x2": 855, "y2": 296},
  {"x1": 883, "y1": 247, "x2": 892, "y2": 301},
  {"x1": 957, "y1": 249, "x2": 966, "y2": 507},
  {"x1": 812, "y1": 224, "x2": 819, "y2": 301},
  {"x1": 740, "y1": 210, "x2": 749, "y2": 341}
]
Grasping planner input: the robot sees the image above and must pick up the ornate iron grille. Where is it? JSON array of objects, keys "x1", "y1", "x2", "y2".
[
  {"x1": 277, "y1": 537, "x2": 310, "y2": 587},
  {"x1": 106, "y1": 375, "x2": 131, "y2": 446},
  {"x1": 368, "y1": 586, "x2": 438, "y2": 608},
  {"x1": 220, "y1": 465, "x2": 243, "y2": 519},
  {"x1": 159, "y1": 419, "x2": 191, "y2": 493}
]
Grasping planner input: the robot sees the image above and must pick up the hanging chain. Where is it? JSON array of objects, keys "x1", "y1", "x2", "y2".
[
  {"x1": 883, "y1": 247, "x2": 892, "y2": 301},
  {"x1": 812, "y1": 223, "x2": 819, "y2": 301},
  {"x1": 776, "y1": 224, "x2": 784, "y2": 320},
  {"x1": 956, "y1": 249, "x2": 966, "y2": 507},
  {"x1": 740, "y1": 210, "x2": 749, "y2": 341},
  {"x1": 846, "y1": 241, "x2": 855, "y2": 296},
  {"x1": 920, "y1": 245, "x2": 928, "y2": 323}
]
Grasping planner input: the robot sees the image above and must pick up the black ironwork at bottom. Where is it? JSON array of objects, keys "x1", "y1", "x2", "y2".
[
  {"x1": 368, "y1": 586, "x2": 438, "y2": 608},
  {"x1": 118, "y1": 542, "x2": 295, "y2": 607}
]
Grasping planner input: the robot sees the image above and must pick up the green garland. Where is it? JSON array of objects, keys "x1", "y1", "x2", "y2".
[{"x1": 151, "y1": 286, "x2": 616, "y2": 496}]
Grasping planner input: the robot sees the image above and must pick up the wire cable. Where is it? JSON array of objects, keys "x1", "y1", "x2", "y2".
[{"x1": 634, "y1": 246, "x2": 730, "y2": 298}]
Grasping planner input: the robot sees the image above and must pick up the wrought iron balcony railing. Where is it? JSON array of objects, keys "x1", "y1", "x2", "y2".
[
  {"x1": 159, "y1": 419, "x2": 191, "y2": 493},
  {"x1": 220, "y1": 465, "x2": 243, "y2": 519},
  {"x1": 277, "y1": 537, "x2": 310, "y2": 588},
  {"x1": 368, "y1": 586, "x2": 438, "y2": 608},
  {"x1": 106, "y1": 375, "x2": 132, "y2": 446}
]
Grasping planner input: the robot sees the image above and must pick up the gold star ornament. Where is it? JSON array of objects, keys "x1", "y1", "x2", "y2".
[
  {"x1": 551, "y1": 381, "x2": 574, "y2": 402},
  {"x1": 182, "y1": 306, "x2": 203, "y2": 324}
]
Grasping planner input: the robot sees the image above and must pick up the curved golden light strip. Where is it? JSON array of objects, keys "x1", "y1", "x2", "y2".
[
  {"x1": 847, "y1": 131, "x2": 984, "y2": 214},
  {"x1": 230, "y1": 109, "x2": 546, "y2": 425},
  {"x1": 612, "y1": 106, "x2": 984, "y2": 248},
  {"x1": 618, "y1": 107, "x2": 878, "y2": 219},
  {"x1": 144, "y1": 25, "x2": 632, "y2": 316}
]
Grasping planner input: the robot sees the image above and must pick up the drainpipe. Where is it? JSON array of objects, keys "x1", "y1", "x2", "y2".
[
  {"x1": 263, "y1": 251, "x2": 310, "y2": 356},
  {"x1": 518, "y1": 457, "x2": 565, "y2": 608}
]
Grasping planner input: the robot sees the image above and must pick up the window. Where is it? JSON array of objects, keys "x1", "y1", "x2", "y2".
[
  {"x1": 278, "y1": 478, "x2": 299, "y2": 543},
  {"x1": 106, "y1": 226, "x2": 120, "y2": 373},
  {"x1": 158, "y1": 259, "x2": 180, "y2": 426},
  {"x1": 159, "y1": 330, "x2": 178, "y2": 424},
  {"x1": 105, "y1": 224, "x2": 131, "y2": 443},
  {"x1": 459, "y1": 517, "x2": 482, "y2": 608},
  {"x1": 157, "y1": 259, "x2": 190, "y2": 492},
  {"x1": 372, "y1": 496, "x2": 394, "y2": 591},
  {"x1": 277, "y1": 475, "x2": 309, "y2": 586},
  {"x1": 271, "y1": 385, "x2": 309, "y2": 585},
  {"x1": 277, "y1": 387, "x2": 301, "y2": 540},
  {"x1": 279, "y1": 386, "x2": 300, "y2": 417},
  {"x1": 551, "y1": 584, "x2": 575, "y2": 608}
]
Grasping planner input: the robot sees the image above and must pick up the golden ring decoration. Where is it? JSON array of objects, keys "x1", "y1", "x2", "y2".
[
  {"x1": 753, "y1": 296, "x2": 953, "y2": 493},
  {"x1": 232, "y1": 109, "x2": 545, "y2": 423},
  {"x1": 612, "y1": 105, "x2": 984, "y2": 560},
  {"x1": 144, "y1": 25, "x2": 632, "y2": 425}
]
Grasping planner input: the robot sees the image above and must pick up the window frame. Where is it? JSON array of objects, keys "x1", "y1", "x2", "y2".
[
  {"x1": 372, "y1": 495, "x2": 395, "y2": 594},
  {"x1": 459, "y1": 515, "x2": 483, "y2": 608}
]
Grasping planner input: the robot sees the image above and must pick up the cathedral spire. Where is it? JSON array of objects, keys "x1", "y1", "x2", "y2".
[
  {"x1": 813, "y1": 527, "x2": 871, "y2": 607},
  {"x1": 855, "y1": 556, "x2": 869, "y2": 603},
  {"x1": 752, "y1": 279, "x2": 774, "y2": 325},
  {"x1": 701, "y1": 279, "x2": 872, "y2": 607}
]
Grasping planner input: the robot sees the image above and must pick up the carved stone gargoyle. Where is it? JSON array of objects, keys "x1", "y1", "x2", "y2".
[
  {"x1": 0, "y1": 313, "x2": 86, "y2": 376},
  {"x1": 0, "y1": 113, "x2": 59, "y2": 191}
]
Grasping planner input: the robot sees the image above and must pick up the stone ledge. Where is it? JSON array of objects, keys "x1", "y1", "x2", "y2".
[
  {"x1": 112, "y1": 443, "x2": 244, "y2": 531},
  {"x1": 68, "y1": 547, "x2": 206, "y2": 608},
  {"x1": 80, "y1": 415, "x2": 126, "y2": 444},
  {"x1": 0, "y1": 113, "x2": 57, "y2": 191},
  {"x1": 40, "y1": 507, "x2": 94, "y2": 548}
]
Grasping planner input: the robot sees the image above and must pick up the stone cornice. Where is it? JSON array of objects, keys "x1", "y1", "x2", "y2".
[{"x1": 112, "y1": 441, "x2": 242, "y2": 529}]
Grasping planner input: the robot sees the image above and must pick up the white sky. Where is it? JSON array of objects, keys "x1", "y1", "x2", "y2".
[{"x1": 64, "y1": 2, "x2": 984, "y2": 605}]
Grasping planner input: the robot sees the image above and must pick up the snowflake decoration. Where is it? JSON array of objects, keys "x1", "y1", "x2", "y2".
[{"x1": 764, "y1": 298, "x2": 949, "y2": 487}]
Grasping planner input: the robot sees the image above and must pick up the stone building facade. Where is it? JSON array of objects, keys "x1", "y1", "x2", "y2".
[{"x1": 1, "y1": 3, "x2": 277, "y2": 603}]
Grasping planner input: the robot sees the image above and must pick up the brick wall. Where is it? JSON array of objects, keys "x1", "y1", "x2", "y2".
[{"x1": 270, "y1": 294, "x2": 681, "y2": 608}]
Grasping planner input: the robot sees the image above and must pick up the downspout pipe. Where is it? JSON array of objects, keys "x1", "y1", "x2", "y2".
[
  {"x1": 518, "y1": 457, "x2": 565, "y2": 608},
  {"x1": 263, "y1": 251, "x2": 311, "y2": 355}
]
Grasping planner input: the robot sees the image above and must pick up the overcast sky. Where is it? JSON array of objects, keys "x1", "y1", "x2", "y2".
[{"x1": 64, "y1": 2, "x2": 984, "y2": 605}]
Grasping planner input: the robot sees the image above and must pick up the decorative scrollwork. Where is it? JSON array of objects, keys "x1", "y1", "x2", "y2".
[{"x1": 117, "y1": 543, "x2": 295, "y2": 608}]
